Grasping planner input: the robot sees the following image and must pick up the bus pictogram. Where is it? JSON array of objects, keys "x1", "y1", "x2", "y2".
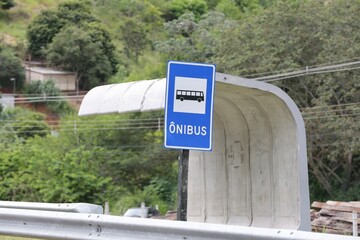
[{"x1": 176, "y1": 90, "x2": 204, "y2": 102}]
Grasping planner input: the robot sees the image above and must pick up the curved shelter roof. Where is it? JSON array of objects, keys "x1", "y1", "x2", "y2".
[
  {"x1": 78, "y1": 73, "x2": 311, "y2": 231},
  {"x1": 78, "y1": 78, "x2": 166, "y2": 116}
]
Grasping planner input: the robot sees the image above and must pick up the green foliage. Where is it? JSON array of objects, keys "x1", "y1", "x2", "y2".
[
  {"x1": 71, "y1": 112, "x2": 178, "y2": 207},
  {"x1": 93, "y1": 0, "x2": 163, "y2": 69},
  {"x1": 3, "y1": 0, "x2": 360, "y2": 209},
  {"x1": 27, "y1": 9, "x2": 64, "y2": 58},
  {"x1": 0, "y1": 109, "x2": 117, "y2": 203},
  {"x1": 216, "y1": 1, "x2": 321, "y2": 78},
  {"x1": 116, "y1": 0, "x2": 163, "y2": 25},
  {"x1": 204, "y1": 0, "x2": 220, "y2": 9},
  {"x1": 24, "y1": 80, "x2": 74, "y2": 114},
  {"x1": 27, "y1": 0, "x2": 109, "y2": 59},
  {"x1": 12, "y1": 113, "x2": 49, "y2": 140},
  {"x1": 76, "y1": 112, "x2": 177, "y2": 188},
  {"x1": 155, "y1": 11, "x2": 234, "y2": 62},
  {"x1": 46, "y1": 26, "x2": 113, "y2": 90},
  {"x1": 232, "y1": 0, "x2": 260, "y2": 12},
  {"x1": 27, "y1": 0, "x2": 119, "y2": 89},
  {"x1": 0, "y1": 0, "x2": 15, "y2": 10},
  {"x1": 120, "y1": 19, "x2": 148, "y2": 62},
  {"x1": 110, "y1": 52, "x2": 166, "y2": 83},
  {"x1": 0, "y1": 141, "x2": 37, "y2": 201},
  {"x1": 34, "y1": 144, "x2": 113, "y2": 203},
  {"x1": 93, "y1": 0, "x2": 163, "y2": 34},
  {"x1": 0, "y1": 45, "x2": 25, "y2": 90},
  {"x1": 111, "y1": 159, "x2": 178, "y2": 215},
  {"x1": 215, "y1": 0, "x2": 243, "y2": 19},
  {"x1": 5, "y1": 111, "x2": 177, "y2": 207},
  {"x1": 111, "y1": 160, "x2": 178, "y2": 215},
  {"x1": 83, "y1": 21, "x2": 118, "y2": 74},
  {"x1": 0, "y1": 107, "x2": 50, "y2": 140},
  {"x1": 0, "y1": 131, "x2": 115, "y2": 203},
  {"x1": 56, "y1": 0, "x2": 95, "y2": 23},
  {"x1": 111, "y1": 188, "x2": 168, "y2": 215},
  {"x1": 214, "y1": 0, "x2": 360, "y2": 201},
  {"x1": 163, "y1": 0, "x2": 208, "y2": 21}
]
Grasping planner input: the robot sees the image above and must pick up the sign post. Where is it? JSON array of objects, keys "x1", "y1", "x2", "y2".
[
  {"x1": 177, "y1": 149, "x2": 189, "y2": 221},
  {"x1": 164, "y1": 61, "x2": 216, "y2": 221}
]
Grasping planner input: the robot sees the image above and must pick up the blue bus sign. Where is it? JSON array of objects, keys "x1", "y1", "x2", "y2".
[{"x1": 164, "y1": 61, "x2": 216, "y2": 150}]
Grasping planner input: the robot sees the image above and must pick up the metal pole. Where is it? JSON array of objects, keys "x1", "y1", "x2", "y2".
[
  {"x1": 10, "y1": 78, "x2": 15, "y2": 95},
  {"x1": 177, "y1": 149, "x2": 189, "y2": 221}
]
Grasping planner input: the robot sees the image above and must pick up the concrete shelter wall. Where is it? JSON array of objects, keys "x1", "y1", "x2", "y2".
[{"x1": 187, "y1": 75, "x2": 309, "y2": 231}]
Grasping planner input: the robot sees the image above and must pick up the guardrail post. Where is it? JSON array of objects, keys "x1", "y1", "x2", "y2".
[
  {"x1": 353, "y1": 211, "x2": 358, "y2": 237},
  {"x1": 104, "y1": 202, "x2": 110, "y2": 215}
]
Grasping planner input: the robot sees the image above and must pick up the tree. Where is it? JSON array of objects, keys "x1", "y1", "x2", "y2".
[
  {"x1": 232, "y1": 0, "x2": 260, "y2": 12},
  {"x1": 120, "y1": 19, "x2": 148, "y2": 62},
  {"x1": 27, "y1": 0, "x2": 101, "y2": 58},
  {"x1": 97, "y1": 0, "x2": 163, "y2": 64},
  {"x1": 75, "y1": 112, "x2": 178, "y2": 191},
  {"x1": 27, "y1": 1, "x2": 118, "y2": 89},
  {"x1": 46, "y1": 26, "x2": 113, "y2": 92},
  {"x1": 0, "y1": 45, "x2": 25, "y2": 91},
  {"x1": 27, "y1": 10, "x2": 63, "y2": 58},
  {"x1": 215, "y1": 0, "x2": 243, "y2": 19},
  {"x1": 214, "y1": 0, "x2": 360, "y2": 200},
  {"x1": 155, "y1": 11, "x2": 235, "y2": 62},
  {"x1": 56, "y1": 0, "x2": 96, "y2": 24},
  {"x1": 83, "y1": 21, "x2": 118, "y2": 74},
  {"x1": 0, "y1": 107, "x2": 178, "y2": 209},
  {"x1": 163, "y1": 0, "x2": 208, "y2": 21},
  {"x1": 0, "y1": 0, "x2": 15, "y2": 10},
  {"x1": 0, "y1": 128, "x2": 113, "y2": 203}
]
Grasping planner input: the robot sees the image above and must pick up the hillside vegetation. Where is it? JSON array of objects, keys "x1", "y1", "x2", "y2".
[
  {"x1": 0, "y1": 0, "x2": 65, "y2": 44},
  {"x1": 0, "y1": 0, "x2": 359, "y2": 214}
]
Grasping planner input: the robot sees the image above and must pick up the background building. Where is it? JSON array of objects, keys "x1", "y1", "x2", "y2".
[{"x1": 25, "y1": 67, "x2": 76, "y2": 91}]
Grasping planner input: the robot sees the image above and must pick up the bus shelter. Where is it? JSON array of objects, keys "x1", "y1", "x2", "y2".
[{"x1": 78, "y1": 73, "x2": 311, "y2": 231}]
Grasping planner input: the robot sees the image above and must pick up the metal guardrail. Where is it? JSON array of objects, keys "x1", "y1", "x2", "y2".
[
  {"x1": 0, "y1": 201, "x2": 103, "y2": 214},
  {"x1": 0, "y1": 208, "x2": 357, "y2": 240}
]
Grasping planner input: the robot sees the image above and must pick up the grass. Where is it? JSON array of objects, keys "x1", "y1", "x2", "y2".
[{"x1": 0, "y1": 0, "x2": 66, "y2": 45}]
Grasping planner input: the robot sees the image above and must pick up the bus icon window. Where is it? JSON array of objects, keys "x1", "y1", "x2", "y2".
[{"x1": 176, "y1": 90, "x2": 204, "y2": 102}]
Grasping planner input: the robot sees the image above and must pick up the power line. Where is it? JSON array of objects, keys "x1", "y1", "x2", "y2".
[
  {"x1": 0, "y1": 117, "x2": 164, "y2": 124},
  {"x1": 242, "y1": 57, "x2": 360, "y2": 78},
  {"x1": 19, "y1": 91, "x2": 88, "y2": 97},
  {"x1": 268, "y1": 66, "x2": 360, "y2": 82},
  {"x1": 251, "y1": 60, "x2": 360, "y2": 82},
  {"x1": 14, "y1": 95, "x2": 86, "y2": 104},
  {"x1": 14, "y1": 95, "x2": 86, "y2": 100},
  {"x1": 301, "y1": 108, "x2": 360, "y2": 116},
  {"x1": 303, "y1": 112, "x2": 360, "y2": 120},
  {"x1": 0, "y1": 124, "x2": 164, "y2": 134},
  {"x1": 300, "y1": 102, "x2": 360, "y2": 111}
]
